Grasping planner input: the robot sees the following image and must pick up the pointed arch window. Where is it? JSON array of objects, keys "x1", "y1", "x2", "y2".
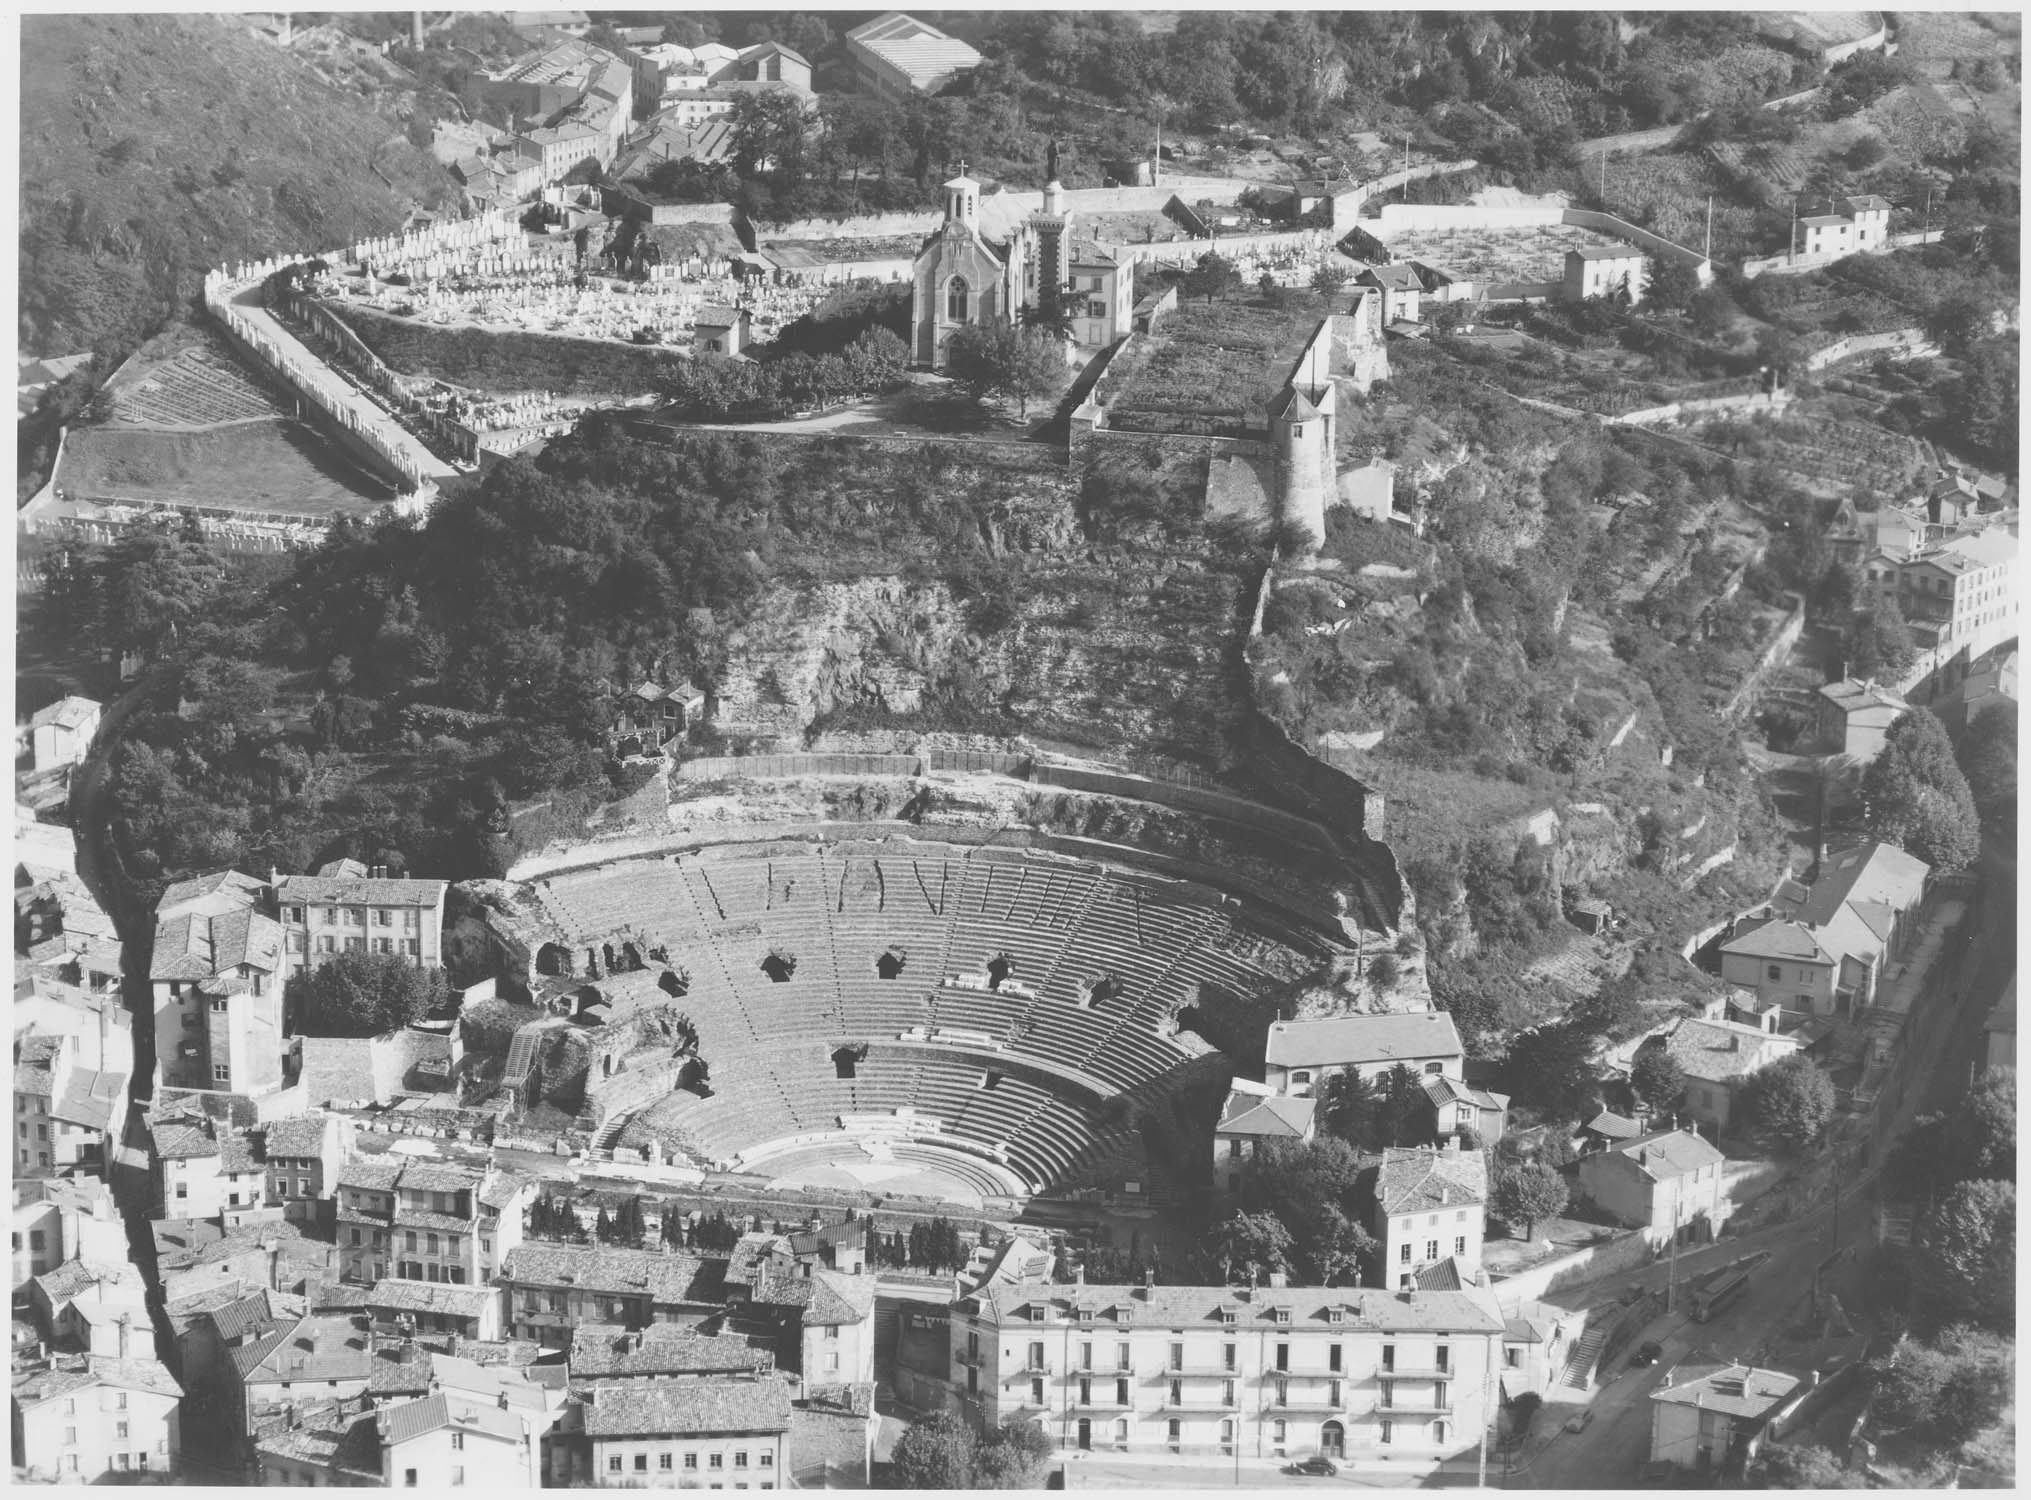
[{"x1": 947, "y1": 276, "x2": 970, "y2": 322}]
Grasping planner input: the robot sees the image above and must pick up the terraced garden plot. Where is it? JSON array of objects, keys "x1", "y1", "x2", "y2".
[
  {"x1": 1705, "y1": 140, "x2": 1814, "y2": 196},
  {"x1": 1101, "y1": 298, "x2": 1320, "y2": 429},
  {"x1": 104, "y1": 337, "x2": 292, "y2": 429},
  {"x1": 1596, "y1": 153, "x2": 1756, "y2": 251},
  {"x1": 57, "y1": 420, "x2": 396, "y2": 517}
]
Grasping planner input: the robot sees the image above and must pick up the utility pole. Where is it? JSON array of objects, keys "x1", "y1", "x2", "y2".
[
  {"x1": 1705, "y1": 196, "x2": 1714, "y2": 261},
  {"x1": 1790, "y1": 196, "x2": 1798, "y2": 265},
  {"x1": 1402, "y1": 132, "x2": 1410, "y2": 198}
]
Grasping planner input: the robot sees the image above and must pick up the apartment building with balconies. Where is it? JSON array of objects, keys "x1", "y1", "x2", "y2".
[{"x1": 945, "y1": 1279, "x2": 1501, "y2": 1469}]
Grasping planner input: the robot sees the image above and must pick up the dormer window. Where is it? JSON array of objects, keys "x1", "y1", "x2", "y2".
[
  {"x1": 1327, "y1": 1308, "x2": 1345, "y2": 1325},
  {"x1": 1272, "y1": 1308, "x2": 1292, "y2": 1325},
  {"x1": 1076, "y1": 1308, "x2": 1094, "y2": 1324},
  {"x1": 1217, "y1": 1308, "x2": 1237, "y2": 1325}
]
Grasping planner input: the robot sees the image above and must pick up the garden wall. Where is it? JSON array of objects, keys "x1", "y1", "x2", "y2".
[
  {"x1": 1561, "y1": 209, "x2": 1713, "y2": 280},
  {"x1": 1803, "y1": 326, "x2": 1934, "y2": 370},
  {"x1": 1741, "y1": 229, "x2": 1946, "y2": 279},
  {"x1": 1489, "y1": 1227, "x2": 1654, "y2": 1309},
  {"x1": 1718, "y1": 595, "x2": 1807, "y2": 721},
  {"x1": 1327, "y1": 159, "x2": 1480, "y2": 231},
  {"x1": 328, "y1": 301, "x2": 693, "y2": 395}
]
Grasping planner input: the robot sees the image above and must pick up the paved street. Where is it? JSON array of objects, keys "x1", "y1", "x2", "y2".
[{"x1": 1511, "y1": 907, "x2": 2011, "y2": 1488}]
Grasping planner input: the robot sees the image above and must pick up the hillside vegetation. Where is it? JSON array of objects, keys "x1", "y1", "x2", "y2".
[{"x1": 19, "y1": 13, "x2": 450, "y2": 360}]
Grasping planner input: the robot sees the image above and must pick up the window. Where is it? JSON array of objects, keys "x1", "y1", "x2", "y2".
[
  {"x1": 1437, "y1": 1346, "x2": 1450, "y2": 1373},
  {"x1": 1766, "y1": 964, "x2": 1782, "y2": 982},
  {"x1": 636, "y1": 1455, "x2": 650, "y2": 1473},
  {"x1": 661, "y1": 1455, "x2": 674, "y2": 1471},
  {"x1": 451, "y1": 1433, "x2": 464, "y2": 1451},
  {"x1": 407, "y1": 1469, "x2": 421, "y2": 1486},
  {"x1": 318, "y1": 937, "x2": 335, "y2": 954},
  {"x1": 608, "y1": 1457, "x2": 623, "y2": 1474},
  {"x1": 1116, "y1": 1378, "x2": 1129, "y2": 1406},
  {"x1": 1271, "y1": 1420, "x2": 1286, "y2": 1445},
  {"x1": 1399, "y1": 1243, "x2": 1411, "y2": 1264},
  {"x1": 377, "y1": 909, "x2": 393, "y2": 926},
  {"x1": 345, "y1": 937, "x2": 363, "y2": 952},
  {"x1": 1087, "y1": 300, "x2": 1107, "y2": 319},
  {"x1": 1433, "y1": 1421, "x2": 1448, "y2": 1444},
  {"x1": 1028, "y1": 1340, "x2": 1046, "y2": 1370},
  {"x1": 31, "y1": 1231, "x2": 46, "y2": 1251},
  {"x1": 1435, "y1": 1382, "x2": 1449, "y2": 1410},
  {"x1": 1275, "y1": 1377, "x2": 1289, "y2": 1407},
  {"x1": 116, "y1": 1455, "x2": 131, "y2": 1472},
  {"x1": 175, "y1": 1183, "x2": 189, "y2": 1201},
  {"x1": 758, "y1": 1454, "x2": 772, "y2": 1469},
  {"x1": 1425, "y1": 1240, "x2": 1439, "y2": 1261},
  {"x1": 405, "y1": 940, "x2": 420, "y2": 957},
  {"x1": 735, "y1": 1452, "x2": 749, "y2": 1469},
  {"x1": 1275, "y1": 1342, "x2": 1289, "y2": 1372},
  {"x1": 946, "y1": 277, "x2": 970, "y2": 321},
  {"x1": 1455, "y1": 1236, "x2": 1467, "y2": 1256},
  {"x1": 1117, "y1": 1342, "x2": 1130, "y2": 1370},
  {"x1": 1030, "y1": 1378, "x2": 1043, "y2": 1404},
  {"x1": 1222, "y1": 1379, "x2": 1236, "y2": 1406},
  {"x1": 1078, "y1": 1378, "x2": 1092, "y2": 1407},
  {"x1": 115, "y1": 1421, "x2": 129, "y2": 1440},
  {"x1": 1169, "y1": 1342, "x2": 1183, "y2": 1370},
  {"x1": 1167, "y1": 1418, "x2": 1181, "y2": 1445},
  {"x1": 1505, "y1": 1347, "x2": 1522, "y2": 1369},
  {"x1": 710, "y1": 1454, "x2": 725, "y2": 1470},
  {"x1": 1380, "y1": 1421, "x2": 1393, "y2": 1446},
  {"x1": 1381, "y1": 1345, "x2": 1395, "y2": 1372},
  {"x1": 213, "y1": 1064, "x2": 231, "y2": 1083},
  {"x1": 1080, "y1": 1341, "x2": 1093, "y2": 1370},
  {"x1": 1114, "y1": 1419, "x2": 1128, "y2": 1448},
  {"x1": 1222, "y1": 1343, "x2": 1236, "y2": 1370},
  {"x1": 1169, "y1": 1380, "x2": 1181, "y2": 1407},
  {"x1": 63, "y1": 1427, "x2": 78, "y2": 1446},
  {"x1": 451, "y1": 1466, "x2": 467, "y2": 1487}
]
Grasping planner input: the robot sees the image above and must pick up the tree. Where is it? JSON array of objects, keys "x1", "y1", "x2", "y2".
[
  {"x1": 286, "y1": 951, "x2": 451, "y2": 1037},
  {"x1": 1738, "y1": 1054, "x2": 1835, "y2": 1155},
  {"x1": 1867, "y1": 1325, "x2": 2014, "y2": 1448},
  {"x1": 1645, "y1": 256, "x2": 1700, "y2": 313},
  {"x1": 1886, "y1": 1071, "x2": 2014, "y2": 1200},
  {"x1": 1913, "y1": 1179, "x2": 2014, "y2": 1329},
  {"x1": 1500, "y1": 1024, "x2": 1600, "y2": 1123},
  {"x1": 1287, "y1": 1202, "x2": 1376, "y2": 1286},
  {"x1": 942, "y1": 321, "x2": 1067, "y2": 419},
  {"x1": 1956, "y1": 701, "x2": 2017, "y2": 835},
  {"x1": 1629, "y1": 1047, "x2": 1687, "y2": 1113},
  {"x1": 1491, "y1": 1162, "x2": 1569, "y2": 1242},
  {"x1": 1205, "y1": 1210, "x2": 1292, "y2": 1284},
  {"x1": 1847, "y1": 593, "x2": 1917, "y2": 679},
  {"x1": 1750, "y1": 1444, "x2": 1861, "y2": 1488},
  {"x1": 888, "y1": 1412, "x2": 978, "y2": 1489},
  {"x1": 1315, "y1": 1068, "x2": 1376, "y2": 1146},
  {"x1": 1181, "y1": 249, "x2": 1241, "y2": 303},
  {"x1": 1860, "y1": 708, "x2": 1982, "y2": 870},
  {"x1": 974, "y1": 1420, "x2": 1053, "y2": 1488},
  {"x1": 1310, "y1": 261, "x2": 1349, "y2": 306}
]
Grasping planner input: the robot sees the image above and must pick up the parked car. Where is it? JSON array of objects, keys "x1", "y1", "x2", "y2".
[
  {"x1": 1630, "y1": 1341, "x2": 1663, "y2": 1367},
  {"x1": 1285, "y1": 1456, "x2": 1338, "y2": 1476},
  {"x1": 1564, "y1": 1409, "x2": 1596, "y2": 1434}
]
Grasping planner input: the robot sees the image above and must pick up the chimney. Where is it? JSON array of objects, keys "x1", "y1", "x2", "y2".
[
  {"x1": 115, "y1": 1314, "x2": 130, "y2": 1360},
  {"x1": 1268, "y1": 1270, "x2": 1288, "y2": 1289},
  {"x1": 1073, "y1": 1266, "x2": 1085, "y2": 1286},
  {"x1": 1639, "y1": 1148, "x2": 1649, "y2": 1167},
  {"x1": 498, "y1": 1390, "x2": 510, "y2": 1410}
]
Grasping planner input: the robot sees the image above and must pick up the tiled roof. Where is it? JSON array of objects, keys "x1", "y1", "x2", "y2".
[
  {"x1": 156, "y1": 868, "x2": 266, "y2": 917},
  {"x1": 367, "y1": 1279, "x2": 495, "y2": 1318},
  {"x1": 336, "y1": 1160, "x2": 404, "y2": 1192},
  {"x1": 1650, "y1": 1018, "x2": 1799, "y2": 1084},
  {"x1": 1608, "y1": 1128, "x2": 1726, "y2": 1181},
  {"x1": 1817, "y1": 677, "x2": 1909, "y2": 716},
  {"x1": 568, "y1": 1323, "x2": 772, "y2": 1380},
  {"x1": 1376, "y1": 1147, "x2": 1487, "y2": 1215},
  {"x1": 1651, "y1": 1362, "x2": 1802, "y2": 1418},
  {"x1": 970, "y1": 1283, "x2": 1503, "y2": 1334},
  {"x1": 242, "y1": 1314, "x2": 374, "y2": 1384},
  {"x1": 275, "y1": 874, "x2": 446, "y2": 908},
  {"x1": 789, "y1": 1384, "x2": 877, "y2": 1473},
  {"x1": 1778, "y1": 842, "x2": 1929, "y2": 932},
  {"x1": 1583, "y1": 1109, "x2": 1644, "y2": 1140},
  {"x1": 261, "y1": 1116, "x2": 333, "y2": 1160},
  {"x1": 752, "y1": 1269, "x2": 874, "y2": 1327},
  {"x1": 254, "y1": 1397, "x2": 382, "y2": 1478},
  {"x1": 583, "y1": 1377, "x2": 794, "y2": 1438},
  {"x1": 1412, "y1": 1256, "x2": 1465, "y2": 1291},
  {"x1": 299, "y1": 1036, "x2": 381, "y2": 1107},
  {"x1": 1265, "y1": 1011, "x2": 1462, "y2": 1069},
  {"x1": 1719, "y1": 915, "x2": 1828, "y2": 964},
  {"x1": 13, "y1": 1354, "x2": 181, "y2": 1405},
  {"x1": 367, "y1": 1340, "x2": 434, "y2": 1395},
  {"x1": 1216, "y1": 1088, "x2": 1318, "y2": 1139},
  {"x1": 29, "y1": 695, "x2": 100, "y2": 730},
  {"x1": 34, "y1": 1259, "x2": 142, "y2": 1306},
  {"x1": 1420, "y1": 1075, "x2": 1508, "y2": 1113},
  {"x1": 14, "y1": 1033, "x2": 62, "y2": 1096},
  {"x1": 503, "y1": 1243, "x2": 725, "y2": 1305},
  {"x1": 206, "y1": 1289, "x2": 289, "y2": 1344}
]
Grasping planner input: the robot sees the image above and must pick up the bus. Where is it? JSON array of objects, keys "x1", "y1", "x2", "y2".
[{"x1": 1689, "y1": 1266, "x2": 1752, "y2": 1322}]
